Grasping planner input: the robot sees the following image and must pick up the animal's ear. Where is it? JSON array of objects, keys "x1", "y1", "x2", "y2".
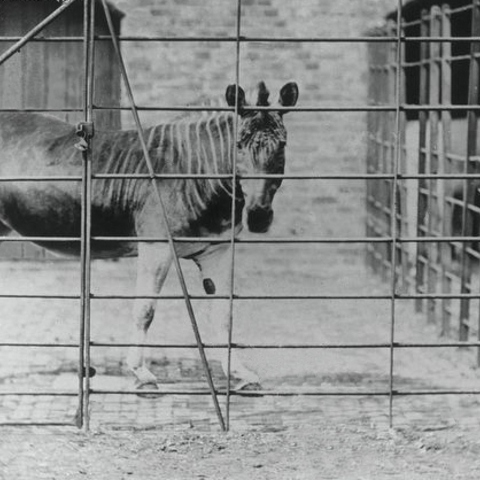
[
  {"x1": 278, "y1": 82, "x2": 299, "y2": 113},
  {"x1": 226, "y1": 84, "x2": 246, "y2": 114}
]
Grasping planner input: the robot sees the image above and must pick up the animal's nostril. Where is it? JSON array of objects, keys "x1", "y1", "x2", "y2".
[{"x1": 247, "y1": 207, "x2": 274, "y2": 233}]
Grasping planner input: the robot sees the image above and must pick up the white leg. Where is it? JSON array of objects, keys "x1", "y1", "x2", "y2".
[
  {"x1": 193, "y1": 245, "x2": 261, "y2": 389},
  {"x1": 127, "y1": 243, "x2": 172, "y2": 388}
]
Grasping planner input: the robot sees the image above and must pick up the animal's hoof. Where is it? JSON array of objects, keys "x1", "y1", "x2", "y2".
[
  {"x1": 232, "y1": 380, "x2": 264, "y2": 397},
  {"x1": 135, "y1": 381, "x2": 163, "y2": 399}
]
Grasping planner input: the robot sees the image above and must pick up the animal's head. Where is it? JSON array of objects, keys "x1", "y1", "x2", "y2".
[{"x1": 226, "y1": 81, "x2": 299, "y2": 233}]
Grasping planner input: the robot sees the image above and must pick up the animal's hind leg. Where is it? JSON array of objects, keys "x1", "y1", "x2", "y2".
[
  {"x1": 193, "y1": 245, "x2": 261, "y2": 390},
  {"x1": 127, "y1": 243, "x2": 172, "y2": 389}
]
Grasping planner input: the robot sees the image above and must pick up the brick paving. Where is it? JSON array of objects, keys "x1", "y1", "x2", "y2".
[
  {"x1": 0, "y1": 253, "x2": 480, "y2": 432},
  {"x1": 2, "y1": 351, "x2": 480, "y2": 432}
]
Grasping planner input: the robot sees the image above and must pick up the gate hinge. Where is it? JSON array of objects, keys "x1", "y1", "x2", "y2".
[{"x1": 75, "y1": 122, "x2": 95, "y2": 152}]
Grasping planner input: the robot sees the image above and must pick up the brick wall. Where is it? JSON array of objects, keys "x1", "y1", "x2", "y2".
[
  {"x1": 110, "y1": 0, "x2": 399, "y2": 239},
  {"x1": 112, "y1": 0, "x2": 397, "y2": 117}
]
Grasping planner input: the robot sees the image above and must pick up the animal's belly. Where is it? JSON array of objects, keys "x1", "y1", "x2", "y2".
[{"x1": 0, "y1": 185, "x2": 137, "y2": 258}]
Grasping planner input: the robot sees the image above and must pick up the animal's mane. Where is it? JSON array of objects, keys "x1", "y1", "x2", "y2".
[{"x1": 110, "y1": 110, "x2": 239, "y2": 218}]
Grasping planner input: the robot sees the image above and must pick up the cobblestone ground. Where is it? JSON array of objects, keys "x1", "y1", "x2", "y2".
[{"x1": 0, "y1": 251, "x2": 480, "y2": 433}]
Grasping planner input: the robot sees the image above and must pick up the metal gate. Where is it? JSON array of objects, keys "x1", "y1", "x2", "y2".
[
  {"x1": 367, "y1": 0, "x2": 480, "y2": 367},
  {"x1": 1, "y1": 0, "x2": 479, "y2": 432}
]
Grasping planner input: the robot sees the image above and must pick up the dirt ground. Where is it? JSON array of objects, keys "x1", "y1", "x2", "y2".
[{"x1": 2, "y1": 422, "x2": 480, "y2": 479}]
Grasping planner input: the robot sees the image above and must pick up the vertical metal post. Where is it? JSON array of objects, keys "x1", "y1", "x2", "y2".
[
  {"x1": 426, "y1": 6, "x2": 442, "y2": 325},
  {"x1": 398, "y1": 25, "x2": 409, "y2": 294},
  {"x1": 381, "y1": 38, "x2": 391, "y2": 281},
  {"x1": 225, "y1": 0, "x2": 243, "y2": 431},
  {"x1": 440, "y1": 5, "x2": 453, "y2": 337},
  {"x1": 388, "y1": 0, "x2": 403, "y2": 428},
  {"x1": 365, "y1": 41, "x2": 376, "y2": 270},
  {"x1": 415, "y1": 10, "x2": 430, "y2": 313},
  {"x1": 459, "y1": 0, "x2": 480, "y2": 343},
  {"x1": 78, "y1": 0, "x2": 95, "y2": 431},
  {"x1": 367, "y1": 40, "x2": 382, "y2": 274}
]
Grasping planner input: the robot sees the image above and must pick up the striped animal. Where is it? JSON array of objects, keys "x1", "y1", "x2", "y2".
[{"x1": 0, "y1": 81, "x2": 299, "y2": 391}]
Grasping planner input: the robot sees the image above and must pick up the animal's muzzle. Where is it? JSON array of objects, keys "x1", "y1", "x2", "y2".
[{"x1": 247, "y1": 206, "x2": 274, "y2": 233}]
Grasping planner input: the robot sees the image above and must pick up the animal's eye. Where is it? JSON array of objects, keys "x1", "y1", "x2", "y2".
[{"x1": 279, "y1": 141, "x2": 286, "y2": 149}]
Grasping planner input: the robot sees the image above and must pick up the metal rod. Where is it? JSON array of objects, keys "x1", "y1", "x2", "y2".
[
  {"x1": 8, "y1": 104, "x2": 480, "y2": 113},
  {"x1": 78, "y1": 0, "x2": 96, "y2": 432},
  {"x1": 91, "y1": 293, "x2": 480, "y2": 300},
  {"x1": 225, "y1": 0, "x2": 243, "y2": 431},
  {"x1": 0, "y1": 234, "x2": 479, "y2": 245},
  {"x1": 387, "y1": 2, "x2": 403, "y2": 428},
  {"x1": 87, "y1": 341, "x2": 480, "y2": 349},
  {"x1": 5, "y1": 340, "x2": 480, "y2": 349},
  {"x1": 0, "y1": 0, "x2": 79, "y2": 66},
  {"x1": 3, "y1": 292, "x2": 480, "y2": 301},
  {"x1": 0, "y1": 422, "x2": 76, "y2": 427},
  {"x1": 5, "y1": 172, "x2": 480, "y2": 181},
  {"x1": 2, "y1": 388, "x2": 480, "y2": 397},
  {"x1": 95, "y1": 104, "x2": 480, "y2": 112},
  {"x1": 100, "y1": 0, "x2": 226, "y2": 432},
  {"x1": 86, "y1": 388, "x2": 480, "y2": 396},
  {"x1": 5, "y1": 34, "x2": 480, "y2": 43},
  {"x1": 7, "y1": 103, "x2": 480, "y2": 113}
]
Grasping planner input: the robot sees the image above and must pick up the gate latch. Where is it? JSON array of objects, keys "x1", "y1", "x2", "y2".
[{"x1": 75, "y1": 122, "x2": 95, "y2": 152}]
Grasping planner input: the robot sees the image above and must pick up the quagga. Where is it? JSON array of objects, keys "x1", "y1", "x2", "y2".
[{"x1": 0, "y1": 81, "x2": 299, "y2": 391}]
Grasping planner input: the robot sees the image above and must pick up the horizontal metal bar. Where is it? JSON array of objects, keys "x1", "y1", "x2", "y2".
[
  {"x1": 0, "y1": 294, "x2": 79, "y2": 299},
  {"x1": 0, "y1": 35, "x2": 404, "y2": 43},
  {"x1": 0, "y1": 108, "x2": 83, "y2": 113},
  {"x1": 88, "y1": 388, "x2": 392, "y2": 397},
  {"x1": 96, "y1": 105, "x2": 398, "y2": 112},
  {"x1": 402, "y1": 36, "x2": 480, "y2": 42},
  {"x1": 0, "y1": 422, "x2": 76, "y2": 427},
  {"x1": 89, "y1": 341, "x2": 480, "y2": 349},
  {"x1": 0, "y1": 176, "x2": 82, "y2": 182},
  {"x1": 448, "y1": 3, "x2": 473, "y2": 15},
  {"x1": 2, "y1": 341, "x2": 480, "y2": 350},
  {"x1": 3, "y1": 172, "x2": 480, "y2": 182},
  {"x1": 95, "y1": 104, "x2": 480, "y2": 112},
  {"x1": 0, "y1": 391, "x2": 78, "y2": 396},
  {"x1": 1, "y1": 387, "x2": 479, "y2": 398},
  {"x1": 5, "y1": 104, "x2": 480, "y2": 114},
  {"x1": 2, "y1": 172, "x2": 480, "y2": 182},
  {"x1": 0, "y1": 234, "x2": 477, "y2": 248},
  {"x1": 93, "y1": 173, "x2": 480, "y2": 180},
  {"x1": 90, "y1": 293, "x2": 392, "y2": 300},
  {"x1": 0, "y1": 387, "x2": 480, "y2": 398},
  {"x1": 0, "y1": 236, "x2": 80, "y2": 242},
  {"x1": 0, "y1": 342, "x2": 78, "y2": 348},
  {"x1": 90, "y1": 235, "x2": 480, "y2": 244},
  {"x1": 89, "y1": 293, "x2": 480, "y2": 301},
  {"x1": 5, "y1": 34, "x2": 480, "y2": 44},
  {"x1": 89, "y1": 388, "x2": 480, "y2": 397}
]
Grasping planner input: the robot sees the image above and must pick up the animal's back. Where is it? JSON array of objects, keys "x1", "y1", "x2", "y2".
[
  {"x1": 0, "y1": 113, "x2": 139, "y2": 258},
  {"x1": 0, "y1": 113, "x2": 80, "y2": 176}
]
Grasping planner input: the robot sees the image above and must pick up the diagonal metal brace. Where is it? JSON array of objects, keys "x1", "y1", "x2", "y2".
[
  {"x1": 0, "y1": 0, "x2": 79, "y2": 67},
  {"x1": 100, "y1": 0, "x2": 226, "y2": 431}
]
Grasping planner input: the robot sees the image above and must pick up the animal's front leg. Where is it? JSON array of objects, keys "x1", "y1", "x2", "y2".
[
  {"x1": 127, "y1": 243, "x2": 172, "y2": 390},
  {"x1": 194, "y1": 246, "x2": 261, "y2": 390}
]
